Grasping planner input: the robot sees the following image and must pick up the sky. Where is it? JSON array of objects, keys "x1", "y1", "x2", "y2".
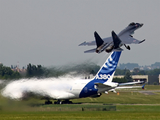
[{"x1": 0, "y1": 0, "x2": 160, "y2": 68}]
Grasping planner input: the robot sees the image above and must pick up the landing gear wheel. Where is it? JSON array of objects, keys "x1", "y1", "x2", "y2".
[
  {"x1": 127, "y1": 45, "x2": 130, "y2": 50},
  {"x1": 54, "y1": 100, "x2": 62, "y2": 104},
  {"x1": 54, "y1": 100, "x2": 73, "y2": 104},
  {"x1": 45, "y1": 100, "x2": 52, "y2": 104},
  {"x1": 124, "y1": 44, "x2": 130, "y2": 50},
  {"x1": 62, "y1": 100, "x2": 73, "y2": 104}
]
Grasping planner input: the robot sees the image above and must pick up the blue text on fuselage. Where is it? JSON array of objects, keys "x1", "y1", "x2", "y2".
[{"x1": 95, "y1": 74, "x2": 111, "y2": 80}]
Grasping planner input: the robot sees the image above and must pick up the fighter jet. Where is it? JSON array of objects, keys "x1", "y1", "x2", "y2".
[{"x1": 79, "y1": 22, "x2": 145, "y2": 53}]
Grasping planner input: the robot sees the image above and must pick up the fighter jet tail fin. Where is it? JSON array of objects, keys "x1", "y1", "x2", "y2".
[
  {"x1": 94, "y1": 31, "x2": 104, "y2": 48},
  {"x1": 112, "y1": 31, "x2": 122, "y2": 49}
]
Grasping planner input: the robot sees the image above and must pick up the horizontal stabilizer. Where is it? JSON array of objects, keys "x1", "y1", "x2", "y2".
[
  {"x1": 84, "y1": 48, "x2": 96, "y2": 53},
  {"x1": 79, "y1": 41, "x2": 87, "y2": 46},
  {"x1": 94, "y1": 31, "x2": 104, "y2": 48}
]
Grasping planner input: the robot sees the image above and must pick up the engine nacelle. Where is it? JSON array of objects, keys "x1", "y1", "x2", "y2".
[
  {"x1": 108, "y1": 89, "x2": 117, "y2": 93},
  {"x1": 90, "y1": 93, "x2": 102, "y2": 98}
]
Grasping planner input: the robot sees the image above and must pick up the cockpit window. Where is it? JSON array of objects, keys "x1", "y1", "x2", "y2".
[{"x1": 129, "y1": 22, "x2": 136, "y2": 26}]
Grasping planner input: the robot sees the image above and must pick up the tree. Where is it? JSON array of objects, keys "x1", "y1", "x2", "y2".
[
  {"x1": 0, "y1": 64, "x2": 21, "y2": 80},
  {"x1": 113, "y1": 77, "x2": 127, "y2": 83},
  {"x1": 124, "y1": 71, "x2": 133, "y2": 82},
  {"x1": 26, "y1": 63, "x2": 46, "y2": 78}
]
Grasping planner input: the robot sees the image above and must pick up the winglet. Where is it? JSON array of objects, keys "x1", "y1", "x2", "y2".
[
  {"x1": 142, "y1": 84, "x2": 145, "y2": 90},
  {"x1": 94, "y1": 31, "x2": 104, "y2": 48}
]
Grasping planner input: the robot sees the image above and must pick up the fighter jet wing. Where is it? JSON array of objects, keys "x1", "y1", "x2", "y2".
[
  {"x1": 120, "y1": 35, "x2": 145, "y2": 44},
  {"x1": 79, "y1": 32, "x2": 112, "y2": 46}
]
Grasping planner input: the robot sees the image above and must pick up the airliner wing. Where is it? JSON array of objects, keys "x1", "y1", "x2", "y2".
[
  {"x1": 95, "y1": 81, "x2": 145, "y2": 94},
  {"x1": 115, "y1": 84, "x2": 145, "y2": 90},
  {"x1": 119, "y1": 81, "x2": 144, "y2": 86},
  {"x1": 115, "y1": 86, "x2": 142, "y2": 89},
  {"x1": 107, "y1": 84, "x2": 145, "y2": 94},
  {"x1": 94, "y1": 82, "x2": 118, "y2": 92}
]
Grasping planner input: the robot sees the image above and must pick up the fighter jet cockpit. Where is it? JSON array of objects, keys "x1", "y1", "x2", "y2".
[
  {"x1": 129, "y1": 22, "x2": 136, "y2": 26},
  {"x1": 129, "y1": 22, "x2": 143, "y2": 28}
]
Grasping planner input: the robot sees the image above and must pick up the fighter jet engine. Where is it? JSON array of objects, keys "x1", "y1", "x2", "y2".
[{"x1": 105, "y1": 45, "x2": 114, "y2": 53}]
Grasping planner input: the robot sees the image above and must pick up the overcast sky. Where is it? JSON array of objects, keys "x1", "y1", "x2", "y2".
[{"x1": 0, "y1": 0, "x2": 160, "y2": 68}]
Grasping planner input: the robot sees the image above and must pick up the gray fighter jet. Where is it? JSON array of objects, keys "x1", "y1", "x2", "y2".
[{"x1": 79, "y1": 22, "x2": 145, "y2": 53}]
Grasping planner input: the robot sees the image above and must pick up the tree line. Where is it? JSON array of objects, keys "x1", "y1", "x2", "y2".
[
  {"x1": 1, "y1": 63, "x2": 160, "y2": 83},
  {"x1": 115, "y1": 68, "x2": 160, "y2": 76},
  {"x1": 0, "y1": 64, "x2": 21, "y2": 80}
]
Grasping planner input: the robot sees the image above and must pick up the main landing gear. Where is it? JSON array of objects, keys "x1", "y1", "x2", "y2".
[
  {"x1": 54, "y1": 100, "x2": 73, "y2": 104},
  {"x1": 44, "y1": 99, "x2": 73, "y2": 104},
  {"x1": 124, "y1": 44, "x2": 131, "y2": 50},
  {"x1": 45, "y1": 100, "x2": 52, "y2": 104}
]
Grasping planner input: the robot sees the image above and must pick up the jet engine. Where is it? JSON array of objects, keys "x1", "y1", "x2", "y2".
[
  {"x1": 90, "y1": 93, "x2": 102, "y2": 98},
  {"x1": 105, "y1": 45, "x2": 114, "y2": 53}
]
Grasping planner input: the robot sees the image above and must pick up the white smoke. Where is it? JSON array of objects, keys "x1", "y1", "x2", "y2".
[{"x1": 1, "y1": 75, "x2": 83, "y2": 100}]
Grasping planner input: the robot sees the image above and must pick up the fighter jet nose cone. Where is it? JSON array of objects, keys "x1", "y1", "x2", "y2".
[{"x1": 140, "y1": 23, "x2": 143, "y2": 27}]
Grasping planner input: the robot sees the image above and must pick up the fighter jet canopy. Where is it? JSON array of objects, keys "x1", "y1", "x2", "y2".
[{"x1": 129, "y1": 22, "x2": 136, "y2": 26}]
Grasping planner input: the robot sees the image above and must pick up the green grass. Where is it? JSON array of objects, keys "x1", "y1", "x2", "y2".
[
  {"x1": 144, "y1": 85, "x2": 160, "y2": 90},
  {"x1": 72, "y1": 91, "x2": 160, "y2": 104},
  {"x1": 0, "y1": 85, "x2": 160, "y2": 119},
  {"x1": 0, "y1": 106, "x2": 160, "y2": 120}
]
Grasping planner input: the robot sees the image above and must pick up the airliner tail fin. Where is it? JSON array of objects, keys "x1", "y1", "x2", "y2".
[{"x1": 94, "y1": 51, "x2": 122, "y2": 82}]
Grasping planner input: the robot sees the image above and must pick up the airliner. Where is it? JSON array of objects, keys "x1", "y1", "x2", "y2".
[
  {"x1": 49, "y1": 51, "x2": 143, "y2": 104},
  {"x1": 2, "y1": 51, "x2": 144, "y2": 104}
]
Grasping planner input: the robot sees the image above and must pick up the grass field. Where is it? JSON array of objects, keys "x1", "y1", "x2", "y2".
[
  {"x1": 0, "y1": 105, "x2": 160, "y2": 120},
  {"x1": 0, "y1": 85, "x2": 160, "y2": 120}
]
